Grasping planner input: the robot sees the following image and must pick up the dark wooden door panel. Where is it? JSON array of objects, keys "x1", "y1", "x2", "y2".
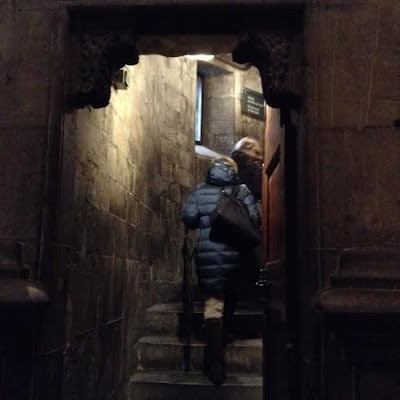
[
  {"x1": 262, "y1": 107, "x2": 297, "y2": 400},
  {"x1": 267, "y1": 162, "x2": 284, "y2": 262}
]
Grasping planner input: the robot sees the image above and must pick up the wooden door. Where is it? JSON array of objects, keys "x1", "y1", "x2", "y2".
[{"x1": 261, "y1": 107, "x2": 298, "y2": 400}]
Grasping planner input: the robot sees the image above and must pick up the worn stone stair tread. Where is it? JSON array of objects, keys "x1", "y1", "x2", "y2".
[
  {"x1": 138, "y1": 334, "x2": 262, "y2": 373},
  {"x1": 145, "y1": 302, "x2": 264, "y2": 340},
  {"x1": 131, "y1": 371, "x2": 262, "y2": 387},
  {"x1": 147, "y1": 302, "x2": 263, "y2": 315},
  {"x1": 139, "y1": 335, "x2": 262, "y2": 348}
]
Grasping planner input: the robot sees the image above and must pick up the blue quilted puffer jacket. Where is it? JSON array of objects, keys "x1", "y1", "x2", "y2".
[{"x1": 181, "y1": 160, "x2": 261, "y2": 293}]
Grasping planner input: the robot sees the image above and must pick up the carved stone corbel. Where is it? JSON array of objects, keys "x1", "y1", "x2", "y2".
[
  {"x1": 66, "y1": 31, "x2": 139, "y2": 110},
  {"x1": 232, "y1": 32, "x2": 301, "y2": 109}
]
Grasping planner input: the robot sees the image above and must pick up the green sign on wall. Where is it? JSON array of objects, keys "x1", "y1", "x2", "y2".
[{"x1": 241, "y1": 88, "x2": 265, "y2": 121}]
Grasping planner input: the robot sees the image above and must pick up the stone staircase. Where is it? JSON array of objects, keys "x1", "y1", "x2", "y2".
[{"x1": 129, "y1": 302, "x2": 264, "y2": 399}]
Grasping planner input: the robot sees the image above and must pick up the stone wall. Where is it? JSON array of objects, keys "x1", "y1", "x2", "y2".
[
  {"x1": 58, "y1": 55, "x2": 197, "y2": 399},
  {"x1": 299, "y1": 2, "x2": 400, "y2": 399},
  {"x1": 202, "y1": 71, "x2": 235, "y2": 154},
  {"x1": 234, "y1": 66, "x2": 265, "y2": 146},
  {"x1": 0, "y1": 4, "x2": 60, "y2": 399},
  {"x1": 201, "y1": 61, "x2": 265, "y2": 155},
  {"x1": 0, "y1": 3, "x2": 55, "y2": 271}
]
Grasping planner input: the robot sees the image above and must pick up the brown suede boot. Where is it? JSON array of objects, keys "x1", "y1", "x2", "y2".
[{"x1": 204, "y1": 318, "x2": 225, "y2": 385}]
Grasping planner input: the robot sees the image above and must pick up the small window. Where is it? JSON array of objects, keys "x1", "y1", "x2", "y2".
[{"x1": 195, "y1": 75, "x2": 203, "y2": 144}]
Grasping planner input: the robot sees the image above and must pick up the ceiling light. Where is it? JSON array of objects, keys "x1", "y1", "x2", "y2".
[{"x1": 185, "y1": 54, "x2": 215, "y2": 61}]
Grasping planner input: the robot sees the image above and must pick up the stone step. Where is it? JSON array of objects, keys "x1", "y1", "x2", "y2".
[
  {"x1": 129, "y1": 371, "x2": 263, "y2": 400},
  {"x1": 146, "y1": 302, "x2": 264, "y2": 339},
  {"x1": 164, "y1": 283, "x2": 262, "y2": 304},
  {"x1": 137, "y1": 335, "x2": 262, "y2": 373}
]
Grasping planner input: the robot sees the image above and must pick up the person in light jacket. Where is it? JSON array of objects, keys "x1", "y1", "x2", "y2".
[{"x1": 181, "y1": 156, "x2": 260, "y2": 385}]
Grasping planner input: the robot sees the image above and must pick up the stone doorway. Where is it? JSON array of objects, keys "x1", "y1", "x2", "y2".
[
  {"x1": 64, "y1": 49, "x2": 265, "y2": 399},
  {"x1": 56, "y1": 4, "x2": 304, "y2": 400}
]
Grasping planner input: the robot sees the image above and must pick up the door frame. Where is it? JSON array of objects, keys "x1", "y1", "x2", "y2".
[{"x1": 41, "y1": 4, "x2": 305, "y2": 399}]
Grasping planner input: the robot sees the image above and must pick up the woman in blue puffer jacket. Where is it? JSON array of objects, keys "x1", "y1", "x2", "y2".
[{"x1": 181, "y1": 156, "x2": 260, "y2": 385}]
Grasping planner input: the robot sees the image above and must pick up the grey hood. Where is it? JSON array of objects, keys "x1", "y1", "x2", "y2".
[{"x1": 206, "y1": 160, "x2": 239, "y2": 186}]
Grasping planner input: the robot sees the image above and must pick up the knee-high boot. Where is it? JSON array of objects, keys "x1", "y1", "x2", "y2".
[
  {"x1": 204, "y1": 318, "x2": 225, "y2": 385},
  {"x1": 223, "y1": 293, "x2": 237, "y2": 344}
]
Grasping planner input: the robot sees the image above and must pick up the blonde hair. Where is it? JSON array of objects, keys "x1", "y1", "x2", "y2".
[
  {"x1": 232, "y1": 137, "x2": 263, "y2": 160},
  {"x1": 212, "y1": 157, "x2": 238, "y2": 173}
]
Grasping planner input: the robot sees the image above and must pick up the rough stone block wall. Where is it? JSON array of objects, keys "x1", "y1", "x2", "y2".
[
  {"x1": 60, "y1": 55, "x2": 197, "y2": 399},
  {"x1": 201, "y1": 63, "x2": 264, "y2": 155},
  {"x1": 234, "y1": 67, "x2": 265, "y2": 146},
  {"x1": 202, "y1": 73, "x2": 235, "y2": 154},
  {"x1": 195, "y1": 154, "x2": 213, "y2": 184}
]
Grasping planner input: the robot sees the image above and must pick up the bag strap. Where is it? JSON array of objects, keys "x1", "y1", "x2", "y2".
[
  {"x1": 231, "y1": 184, "x2": 241, "y2": 199},
  {"x1": 183, "y1": 227, "x2": 196, "y2": 260}
]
